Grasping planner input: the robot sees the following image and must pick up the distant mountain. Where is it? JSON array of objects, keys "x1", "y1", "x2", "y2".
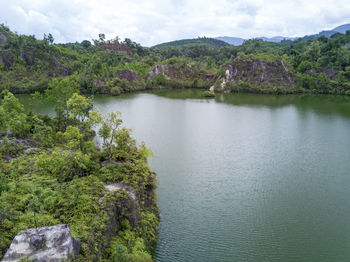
[
  {"x1": 333, "y1": 23, "x2": 350, "y2": 34},
  {"x1": 153, "y1": 23, "x2": 350, "y2": 48},
  {"x1": 258, "y1": 36, "x2": 297, "y2": 42},
  {"x1": 216, "y1": 35, "x2": 296, "y2": 45},
  {"x1": 153, "y1": 37, "x2": 229, "y2": 48},
  {"x1": 215, "y1": 36, "x2": 245, "y2": 46},
  {"x1": 300, "y1": 30, "x2": 337, "y2": 41},
  {"x1": 297, "y1": 24, "x2": 350, "y2": 41},
  {"x1": 216, "y1": 23, "x2": 350, "y2": 45}
]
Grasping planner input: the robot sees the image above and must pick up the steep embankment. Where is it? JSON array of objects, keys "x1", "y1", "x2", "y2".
[
  {"x1": 0, "y1": 26, "x2": 80, "y2": 93},
  {"x1": 217, "y1": 56, "x2": 295, "y2": 93},
  {"x1": 0, "y1": 91, "x2": 158, "y2": 261}
]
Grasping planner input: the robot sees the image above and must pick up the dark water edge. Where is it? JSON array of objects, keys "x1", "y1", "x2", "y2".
[{"x1": 18, "y1": 90, "x2": 350, "y2": 261}]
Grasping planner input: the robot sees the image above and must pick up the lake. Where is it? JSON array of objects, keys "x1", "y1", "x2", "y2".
[{"x1": 19, "y1": 90, "x2": 350, "y2": 261}]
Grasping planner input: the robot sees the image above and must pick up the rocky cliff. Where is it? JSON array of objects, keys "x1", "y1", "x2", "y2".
[{"x1": 220, "y1": 56, "x2": 295, "y2": 90}]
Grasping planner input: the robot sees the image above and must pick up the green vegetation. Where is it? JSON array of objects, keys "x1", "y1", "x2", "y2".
[
  {"x1": 1, "y1": 22, "x2": 350, "y2": 261},
  {"x1": 0, "y1": 88, "x2": 158, "y2": 261},
  {"x1": 203, "y1": 90, "x2": 215, "y2": 98},
  {"x1": 153, "y1": 36, "x2": 229, "y2": 48},
  {"x1": 1, "y1": 24, "x2": 350, "y2": 96}
]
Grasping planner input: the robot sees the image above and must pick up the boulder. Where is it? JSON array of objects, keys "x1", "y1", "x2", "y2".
[{"x1": 2, "y1": 224, "x2": 80, "y2": 262}]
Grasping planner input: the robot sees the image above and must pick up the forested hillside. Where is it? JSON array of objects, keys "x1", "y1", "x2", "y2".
[
  {"x1": 153, "y1": 37, "x2": 229, "y2": 48},
  {"x1": 1, "y1": 24, "x2": 350, "y2": 96}
]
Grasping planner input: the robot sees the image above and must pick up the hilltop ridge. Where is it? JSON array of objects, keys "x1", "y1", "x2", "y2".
[
  {"x1": 1, "y1": 23, "x2": 350, "y2": 97},
  {"x1": 215, "y1": 23, "x2": 350, "y2": 45}
]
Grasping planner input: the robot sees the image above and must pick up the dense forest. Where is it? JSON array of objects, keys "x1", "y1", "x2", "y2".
[{"x1": 1, "y1": 25, "x2": 350, "y2": 97}]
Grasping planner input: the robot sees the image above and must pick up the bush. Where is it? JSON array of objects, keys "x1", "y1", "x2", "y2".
[
  {"x1": 203, "y1": 90, "x2": 215, "y2": 97},
  {"x1": 110, "y1": 86, "x2": 122, "y2": 96}
]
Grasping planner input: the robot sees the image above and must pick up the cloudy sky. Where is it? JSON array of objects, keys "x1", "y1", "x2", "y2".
[{"x1": 0, "y1": 0, "x2": 349, "y2": 46}]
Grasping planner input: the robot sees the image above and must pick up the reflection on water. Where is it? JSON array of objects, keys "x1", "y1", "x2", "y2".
[
  {"x1": 17, "y1": 90, "x2": 350, "y2": 262},
  {"x1": 18, "y1": 89, "x2": 350, "y2": 120},
  {"x1": 151, "y1": 89, "x2": 350, "y2": 119}
]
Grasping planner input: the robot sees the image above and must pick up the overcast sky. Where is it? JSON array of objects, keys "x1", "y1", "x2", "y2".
[{"x1": 0, "y1": 0, "x2": 349, "y2": 46}]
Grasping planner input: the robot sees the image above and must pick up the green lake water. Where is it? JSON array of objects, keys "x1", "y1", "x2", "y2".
[{"x1": 19, "y1": 90, "x2": 350, "y2": 261}]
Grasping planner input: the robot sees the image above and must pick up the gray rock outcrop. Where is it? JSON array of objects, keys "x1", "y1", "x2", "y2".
[
  {"x1": 0, "y1": 32, "x2": 7, "y2": 45},
  {"x1": 2, "y1": 224, "x2": 80, "y2": 262},
  {"x1": 99, "y1": 182, "x2": 139, "y2": 226},
  {"x1": 221, "y1": 56, "x2": 294, "y2": 88},
  {"x1": 146, "y1": 64, "x2": 169, "y2": 79}
]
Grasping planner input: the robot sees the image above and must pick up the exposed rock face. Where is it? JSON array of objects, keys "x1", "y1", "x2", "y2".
[
  {"x1": 117, "y1": 70, "x2": 141, "y2": 81},
  {"x1": 146, "y1": 64, "x2": 169, "y2": 79},
  {"x1": 99, "y1": 182, "x2": 137, "y2": 204},
  {"x1": 92, "y1": 182, "x2": 140, "y2": 258},
  {"x1": 0, "y1": 137, "x2": 37, "y2": 160},
  {"x1": 202, "y1": 73, "x2": 216, "y2": 81},
  {"x1": 320, "y1": 67, "x2": 337, "y2": 79},
  {"x1": 146, "y1": 64, "x2": 196, "y2": 80},
  {"x1": 93, "y1": 79, "x2": 106, "y2": 89},
  {"x1": 2, "y1": 224, "x2": 80, "y2": 262},
  {"x1": 48, "y1": 55, "x2": 70, "y2": 76},
  {"x1": 99, "y1": 182, "x2": 139, "y2": 226},
  {"x1": 0, "y1": 32, "x2": 7, "y2": 45},
  {"x1": 0, "y1": 51, "x2": 14, "y2": 69},
  {"x1": 222, "y1": 56, "x2": 294, "y2": 88}
]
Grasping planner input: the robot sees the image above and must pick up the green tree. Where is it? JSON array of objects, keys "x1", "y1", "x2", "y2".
[
  {"x1": 67, "y1": 93, "x2": 93, "y2": 122},
  {"x1": 64, "y1": 126, "x2": 83, "y2": 150},
  {"x1": 113, "y1": 127, "x2": 135, "y2": 160},
  {"x1": 81, "y1": 40, "x2": 91, "y2": 49},
  {"x1": 98, "y1": 122, "x2": 111, "y2": 148},
  {"x1": 111, "y1": 244, "x2": 128, "y2": 262},
  {"x1": 46, "y1": 77, "x2": 79, "y2": 121},
  {"x1": 28, "y1": 189, "x2": 43, "y2": 228},
  {"x1": 98, "y1": 112, "x2": 123, "y2": 160},
  {"x1": 29, "y1": 91, "x2": 43, "y2": 112},
  {"x1": 44, "y1": 33, "x2": 54, "y2": 44},
  {"x1": 0, "y1": 172, "x2": 9, "y2": 194},
  {"x1": 33, "y1": 125, "x2": 54, "y2": 148},
  {"x1": 0, "y1": 91, "x2": 29, "y2": 137},
  {"x1": 98, "y1": 33, "x2": 106, "y2": 43},
  {"x1": 36, "y1": 148, "x2": 90, "y2": 182}
]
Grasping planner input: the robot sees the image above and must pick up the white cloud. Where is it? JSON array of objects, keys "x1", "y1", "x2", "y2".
[{"x1": 0, "y1": 0, "x2": 349, "y2": 46}]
